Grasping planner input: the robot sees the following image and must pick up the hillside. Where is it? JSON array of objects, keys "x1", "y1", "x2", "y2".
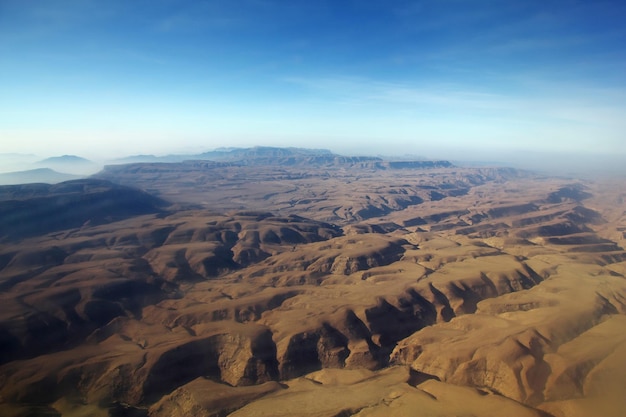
[
  {"x1": 0, "y1": 179, "x2": 168, "y2": 240},
  {"x1": 0, "y1": 154, "x2": 625, "y2": 417},
  {"x1": 0, "y1": 168, "x2": 81, "y2": 186}
]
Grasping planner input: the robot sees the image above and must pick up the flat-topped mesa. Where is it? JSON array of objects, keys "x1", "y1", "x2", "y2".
[
  {"x1": 384, "y1": 160, "x2": 454, "y2": 169},
  {"x1": 98, "y1": 156, "x2": 455, "y2": 171},
  {"x1": 105, "y1": 147, "x2": 455, "y2": 168}
]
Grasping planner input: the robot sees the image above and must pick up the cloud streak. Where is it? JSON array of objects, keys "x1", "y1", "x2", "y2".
[
  {"x1": 1, "y1": 1, "x2": 625, "y2": 161},
  {"x1": 281, "y1": 74, "x2": 626, "y2": 155},
  {"x1": 285, "y1": 75, "x2": 626, "y2": 121}
]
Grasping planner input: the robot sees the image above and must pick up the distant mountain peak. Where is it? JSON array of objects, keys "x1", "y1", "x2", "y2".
[
  {"x1": 38, "y1": 155, "x2": 93, "y2": 164},
  {"x1": 0, "y1": 168, "x2": 82, "y2": 185}
]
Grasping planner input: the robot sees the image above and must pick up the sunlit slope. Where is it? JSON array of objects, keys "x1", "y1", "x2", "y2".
[{"x1": 0, "y1": 163, "x2": 624, "y2": 417}]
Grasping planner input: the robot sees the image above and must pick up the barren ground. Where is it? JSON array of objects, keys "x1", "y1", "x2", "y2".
[{"x1": 1, "y1": 159, "x2": 625, "y2": 417}]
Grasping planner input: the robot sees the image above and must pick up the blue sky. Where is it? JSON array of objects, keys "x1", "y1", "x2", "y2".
[{"x1": 1, "y1": 0, "x2": 625, "y2": 163}]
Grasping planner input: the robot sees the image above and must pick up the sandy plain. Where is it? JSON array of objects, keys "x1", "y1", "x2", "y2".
[{"x1": 0, "y1": 156, "x2": 625, "y2": 416}]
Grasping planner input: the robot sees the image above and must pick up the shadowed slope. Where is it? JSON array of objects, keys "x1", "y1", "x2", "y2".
[
  {"x1": 0, "y1": 179, "x2": 169, "y2": 240},
  {"x1": 0, "y1": 160, "x2": 625, "y2": 417}
]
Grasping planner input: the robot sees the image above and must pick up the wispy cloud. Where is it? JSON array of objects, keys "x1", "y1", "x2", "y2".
[
  {"x1": 156, "y1": 11, "x2": 244, "y2": 33},
  {"x1": 283, "y1": 75, "x2": 626, "y2": 131}
]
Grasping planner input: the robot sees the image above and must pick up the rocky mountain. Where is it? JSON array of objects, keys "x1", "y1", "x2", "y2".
[
  {"x1": 36, "y1": 154, "x2": 100, "y2": 176},
  {"x1": 107, "y1": 146, "x2": 451, "y2": 169},
  {"x1": 110, "y1": 146, "x2": 334, "y2": 164},
  {"x1": 0, "y1": 154, "x2": 625, "y2": 417},
  {"x1": 37, "y1": 155, "x2": 93, "y2": 165}
]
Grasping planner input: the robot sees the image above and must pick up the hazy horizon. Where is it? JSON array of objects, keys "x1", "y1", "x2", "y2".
[
  {"x1": 2, "y1": 4, "x2": 626, "y2": 414},
  {"x1": 1, "y1": 0, "x2": 625, "y2": 166},
  {"x1": 1, "y1": 144, "x2": 625, "y2": 180}
]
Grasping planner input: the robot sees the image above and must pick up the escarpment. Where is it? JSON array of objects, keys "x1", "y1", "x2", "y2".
[
  {"x1": 141, "y1": 326, "x2": 279, "y2": 400},
  {"x1": 1, "y1": 165, "x2": 626, "y2": 417}
]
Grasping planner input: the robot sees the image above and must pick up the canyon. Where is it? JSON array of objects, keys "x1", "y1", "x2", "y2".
[{"x1": 0, "y1": 148, "x2": 625, "y2": 417}]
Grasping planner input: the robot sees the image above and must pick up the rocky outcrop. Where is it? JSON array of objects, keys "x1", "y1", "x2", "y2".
[
  {"x1": 390, "y1": 264, "x2": 626, "y2": 410},
  {"x1": 0, "y1": 322, "x2": 281, "y2": 410},
  {"x1": 547, "y1": 184, "x2": 592, "y2": 203},
  {"x1": 142, "y1": 329, "x2": 279, "y2": 401},
  {"x1": 148, "y1": 378, "x2": 284, "y2": 417},
  {"x1": 143, "y1": 214, "x2": 343, "y2": 280}
]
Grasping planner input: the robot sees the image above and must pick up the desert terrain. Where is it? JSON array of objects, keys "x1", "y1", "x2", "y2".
[{"x1": 0, "y1": 148, "x2": 625, "y2": 417}]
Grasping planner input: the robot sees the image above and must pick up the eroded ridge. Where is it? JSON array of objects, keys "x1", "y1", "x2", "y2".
[{"x1": 1, "y1": 167, "x2": 625, "y2": 417}]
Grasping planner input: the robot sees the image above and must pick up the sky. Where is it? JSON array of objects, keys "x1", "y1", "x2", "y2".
[{"x1": 1, "y1": 0, "x2": 625, "y2": 166}]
